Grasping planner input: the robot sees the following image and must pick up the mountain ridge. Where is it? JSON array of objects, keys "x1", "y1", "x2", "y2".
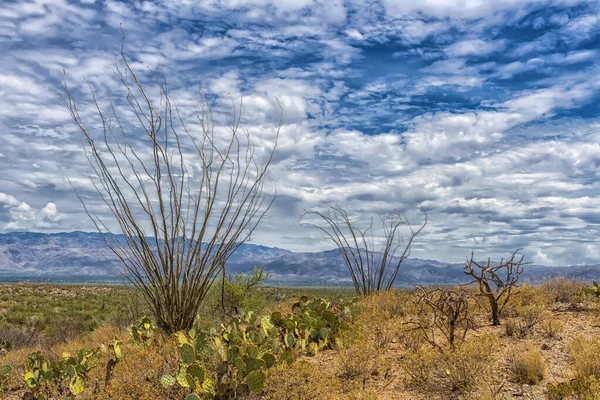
[{"x1": 0, "y1": 231, "x2": 598, "y2": 285}]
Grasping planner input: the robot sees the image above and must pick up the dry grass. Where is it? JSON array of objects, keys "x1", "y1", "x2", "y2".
[
  {"x1": 264, "y1": 360, "x2": 338, "y2": 399},
  {"x1": 506, "y1": 344, "x2": 545, "y2": 385},
  {"x1": 1, "y1": 279, "x2": 599, "y2": 399},
  {"x1": 540, "y1": 319, "x2": 563, "y2": 339},
  {"x1": 567, "y1": 335, "x2": 600, "y2": 379}
]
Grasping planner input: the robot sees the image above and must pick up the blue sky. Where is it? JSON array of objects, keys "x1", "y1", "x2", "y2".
[{"x1": 0, "y1": 0, "x2": 599, "y2": 265}]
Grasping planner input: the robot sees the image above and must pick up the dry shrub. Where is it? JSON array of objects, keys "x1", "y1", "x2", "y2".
[
  {"x1": 401, "y1": 333, "x2": 498, "y2": 394},
  {"x1": 412, "y1": 286, "x2": 476, "y2": 350},
  {"x1": 400, "y1": 346, "x2": 438, "y2": 386},
  {"x1": 352, "y1": 294, "x2": 403, "y2": 353},
  {"x1": 540, "y1": 319, "x2": 563, "y2": 339},
  {"x1": 398, "y1": 327, "x2": 425, "y2": 353},
  {"x1": 442, "y1": 333, "x2": 498, "y2": 393},
  {"x1": 359, "y1": 290, "x2": 406, "y2": 319},
  {"x1": 502, "y1": 285, "x2": 549, "y2": 318},
  {"x1": 0, "y1": 325, "x2": 39, "y2": 350},
  {"x1": 97, "y1": 340, "x2": 183, "y2": 399},
  {"x1": 336, "y1": 336, "x2": 388, "y2": 392},
  {"x1": 504, "y1": 305, "x2": 545, "y2": 338},
  {"x1": 264, "y1": 360, "x2": 337, "y2": 400},
  {"x1": 506, "y1": 344, "x2": 545, "y2": 385},
  {"x1": 567, "y1": 335, "x2": 600, "y2": 379},
  {"x1": 541, "y1": 278, "x2": 588, "y2": 304}
]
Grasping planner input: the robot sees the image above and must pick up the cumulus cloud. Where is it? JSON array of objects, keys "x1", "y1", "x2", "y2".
[{"x1": 0, "y1": 0, "x2": 599, "y2": 266}]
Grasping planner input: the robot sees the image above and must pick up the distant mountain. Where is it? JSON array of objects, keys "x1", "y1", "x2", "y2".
[{"x1": 0, "y1": 231, "x2": 598, "y2": 285}]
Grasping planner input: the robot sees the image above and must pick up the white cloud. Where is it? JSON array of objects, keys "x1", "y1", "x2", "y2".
[
  {"x1": 445, "y1": 39, "x2": 505, "y2": 57},
  {"x1": 0, "y1": 0, "x2": 599, "y2": 267}
]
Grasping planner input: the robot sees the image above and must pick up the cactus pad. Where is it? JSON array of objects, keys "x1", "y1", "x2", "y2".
[
  {"x1": 246, "y1": 370, "x2": 266, "y2": 392},
  {"x1": 161, "y1": 374, "x2": 177, "y2": 387}
]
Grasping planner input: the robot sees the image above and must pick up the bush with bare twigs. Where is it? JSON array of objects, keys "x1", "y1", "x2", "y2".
[
  {"x1": 298, "y1": 204, "x2": 426, "y2": 296},
  {"x1": 63, "y1": 35, "x2": 281, "y2": 333},
  {"x1": 411, "y1": 285, "x2": 477, "y2": 350},
  {"x1": 464, "y1": 249, "x2": 526, "y2": 326}
]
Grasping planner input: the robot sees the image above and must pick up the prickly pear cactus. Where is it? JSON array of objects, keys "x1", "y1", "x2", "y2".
[
  {"x1": 0, "y1": 364, "x2": 11, "y2": 377},
  {"x1": 69, "y1": 375, "x2": 85, "y2": 395},
  {"x1": 588, "y1": 280, "x2": 600, "y2": 298},
  {"x1": 181, "y1": 344, "x2": 196, "y2": 364},
  {"x1": 165, "y1": 296, "x2": 350, "y2": 398},
  {"x1": 22, "y1": 346, "x2": 104, "y2": 398},
  {"x1": 161, "y1": 374, "x2": 177, "y2": 388},
  {"x1": 246, "y1": 370, "x2": 266, "y2": 392},
  {"x1": 129, "y1": 316, "x2": 155, "y2": 346}
]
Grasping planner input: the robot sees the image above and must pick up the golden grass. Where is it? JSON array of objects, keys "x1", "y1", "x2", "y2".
[{"x1": 0, "y1": 279, "x2": 599, "y2": 399}]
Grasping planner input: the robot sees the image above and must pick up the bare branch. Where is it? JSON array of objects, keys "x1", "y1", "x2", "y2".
[
  {"x1": 298, "y1": 204, "x2": 427, "y2": 296},
  {"x1": 64, "y1": 42, "x2": 281, "y2": 333}
]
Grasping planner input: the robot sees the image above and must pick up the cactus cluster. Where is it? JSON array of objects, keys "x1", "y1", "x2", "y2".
[
  {"x1": 129, "y1": 316, "x2": 155, "y2": 346},
  {"x1": 587, "y1": 280, "x2": 600, "y2": 298},
  {"x1": 547, "y1": 376, "x2": 600, "y2": 399},
  {"x1": 162, "y1": 297, "x2": 350, "y2": 398},
  {"x1": 23, "y1": 347, "x2": 101, "y2": 398},
  {"x1": 271, "y1": 296, "x2": 349, "y2": 356}
]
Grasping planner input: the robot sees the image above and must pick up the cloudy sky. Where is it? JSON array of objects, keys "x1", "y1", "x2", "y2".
[{"x1": 0, "y1": 0, "x2": 599, "y2": 265}]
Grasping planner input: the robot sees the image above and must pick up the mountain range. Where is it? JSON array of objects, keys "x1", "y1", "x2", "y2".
[{"x1": 0, "y1": 231, "x2": 598, "y2": 285}]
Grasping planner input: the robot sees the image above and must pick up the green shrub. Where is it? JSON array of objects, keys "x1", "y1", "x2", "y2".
[{"x1": 210, "y1": 266, "x2": 271, "y2": 319}]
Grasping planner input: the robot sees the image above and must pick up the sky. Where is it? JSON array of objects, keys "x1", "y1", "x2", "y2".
[{"x1": 0, "y1": 0, "x2": 599, "y2": 265}]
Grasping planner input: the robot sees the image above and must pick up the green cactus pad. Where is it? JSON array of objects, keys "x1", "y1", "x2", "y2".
[
  {"x1": 186, "y1": 364, "x2": 204, "y2": 381},
  {"x1": 284, "y1": 333, "x2": 295, "y2": 348},
  {"x1": 66, "y1": 365, "x2": 76, "y2": 378},
  {"x1": 0, "y1": 364, "x2": 11, "y2": 377},
  {"x1": 320, "y1": 327, "x2": 329, "y2": 340},
  {"x1": 246, "y1": 370, "x2": 266, "y2": 392},
  {"x1": 246, "y1": 345, "x2": 259, "y2": 359},
  {"x1": 245, "y1": 358, "x2": 266, "y2": 375},
  {"x1": 180, "y1": 343, "x2": 196, "y2": 364},
  {"x1": 195, "y1": 333, "x2": 207, "y2": 352},
  {"x1": 262, "y1": 353, "x2": 276, "y2": 368}
]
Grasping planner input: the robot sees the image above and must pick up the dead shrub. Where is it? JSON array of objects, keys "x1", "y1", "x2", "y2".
[
  {"x1": 504, "y1": 305, "x2": 545, "y2": 338},
  {"x1": 401, "y1": 333, "x2": 498, "y2": 395},
  {"x1": 336, "y1": 336, "x2": 388, "y2": 392},
  {"x1": 506, "y1": 345, "x2": 545, "y2": 385},
  {"x1": 398, "y1": 327, "x2": 425, "y2": 353},
  {"x1": 463, "y1": 249, "x2": 526, "y2": 326},
  {"x1": 412, "y1": 286, "x2": 477, "y2": 350}
]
